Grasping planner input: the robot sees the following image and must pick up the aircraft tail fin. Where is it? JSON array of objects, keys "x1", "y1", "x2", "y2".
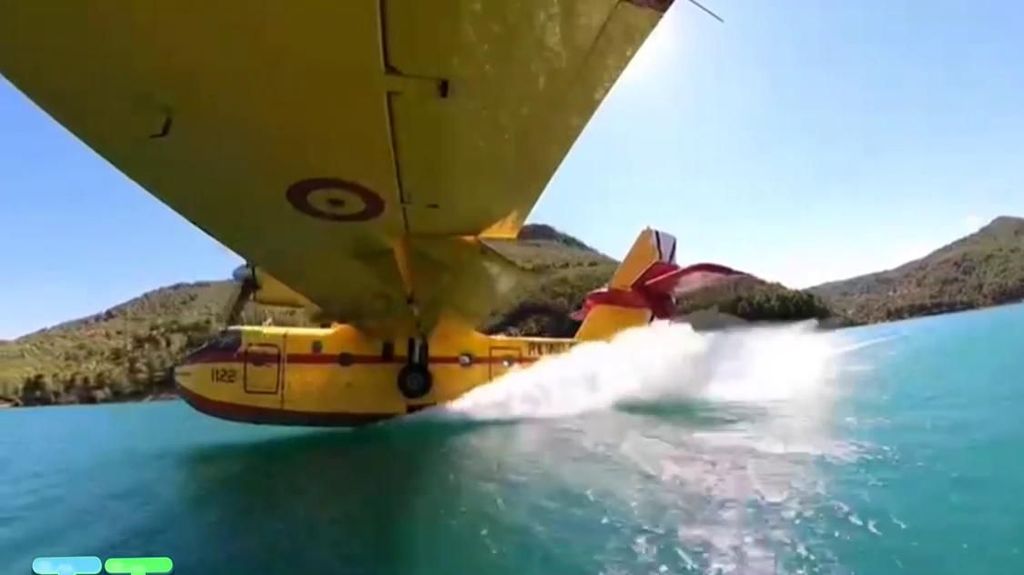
[{"x1": 573, "y1": 229, "x2": 746, "y2": 341}]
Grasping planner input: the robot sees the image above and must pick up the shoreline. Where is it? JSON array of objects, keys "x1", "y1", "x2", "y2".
[{"x1": 0, "y1": 390, "x2": 178, "y2": 410}]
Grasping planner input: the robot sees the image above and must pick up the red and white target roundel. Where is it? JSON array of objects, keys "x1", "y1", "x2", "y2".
[{"x1": 286, "y1": 178, "x2": 385, "y2": 222}]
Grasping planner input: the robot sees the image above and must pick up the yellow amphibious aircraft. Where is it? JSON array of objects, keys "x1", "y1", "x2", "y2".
[{"x1": 1, "y1": 0, "x2": 742, "y2": 425}]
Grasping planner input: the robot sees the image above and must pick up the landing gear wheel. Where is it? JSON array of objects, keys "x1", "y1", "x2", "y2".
[{"x1": 397, "y1": 364, "x2": 433, "y2": 399}]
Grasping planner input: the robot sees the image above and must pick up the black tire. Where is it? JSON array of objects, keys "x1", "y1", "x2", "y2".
[{"x1": 397, "y1": 364, "x2": 433, "y2": 399}]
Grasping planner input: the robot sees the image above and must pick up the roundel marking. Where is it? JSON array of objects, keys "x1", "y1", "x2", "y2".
[{"x1": 286, "y1": 178, "x2": 385, "y2": 222}]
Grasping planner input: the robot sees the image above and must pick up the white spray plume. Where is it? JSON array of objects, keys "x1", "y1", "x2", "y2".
[{"x1": 434, "y1": 320, "x2": 853, "y2": 422}]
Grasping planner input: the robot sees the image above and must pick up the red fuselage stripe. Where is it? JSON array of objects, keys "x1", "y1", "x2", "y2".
[{"x1": 184, "y1": 350, "x2": 539, "y2": 366}]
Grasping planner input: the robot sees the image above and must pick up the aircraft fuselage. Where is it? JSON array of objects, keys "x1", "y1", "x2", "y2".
[{"x1": 174, "y1": 321, "x2": 577, "y2": 426}]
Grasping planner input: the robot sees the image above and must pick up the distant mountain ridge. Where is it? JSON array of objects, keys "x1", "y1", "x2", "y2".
[
  {"x1": 809, "y1": 216, "x2": 1024, "y2": 323},
  {"x1": 514, "y1": 223, "x2": 598, "y2": 252}
]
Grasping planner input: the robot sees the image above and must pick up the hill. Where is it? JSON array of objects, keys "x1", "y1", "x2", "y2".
[
  {"x1": 809, "y1": 216, "x2": 1024, "y2": 323},
  {"x1": 674, "y1": 275, "x2": 835, "y2": 324},
  {"x1": 0, "y1": 282, "x2": 310, "y2": 406},
  {"x1": 0, "y1": 224, "x2": 829, "y2": 406},
  {"x1": 482, "y1": 226, "x2": 617, "y2": 337}
]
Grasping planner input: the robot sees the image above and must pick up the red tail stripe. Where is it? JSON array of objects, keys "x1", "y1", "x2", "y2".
[{"x1": 576, "y1": 288, "x2": 650, "y2": 310}]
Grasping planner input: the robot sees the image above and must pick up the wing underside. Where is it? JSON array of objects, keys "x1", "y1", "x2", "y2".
[{"x1": 0, "y1": 0, "x2": 670, "y2": 335}]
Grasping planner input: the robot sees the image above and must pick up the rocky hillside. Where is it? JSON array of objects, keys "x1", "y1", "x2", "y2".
[
  {"x1": 0, "y1": 225, "x2": 829, "y2": 406},
  {"x1": 809, "y1": 216, "x2": 1024, "y2": 323}
]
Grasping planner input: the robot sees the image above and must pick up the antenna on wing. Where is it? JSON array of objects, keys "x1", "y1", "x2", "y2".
[{"x1": 687, "y1": 0, "x2": 724, "y2": 23}]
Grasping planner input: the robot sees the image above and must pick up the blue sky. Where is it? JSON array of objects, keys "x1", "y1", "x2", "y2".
[{"x1": 2, "y1": 0, "x2": 1023, "y2": 339}]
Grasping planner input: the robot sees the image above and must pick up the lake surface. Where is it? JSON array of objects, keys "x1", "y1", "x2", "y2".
[{"x1": 2, "y1": 305, "x2": 1023, "y2": 574}]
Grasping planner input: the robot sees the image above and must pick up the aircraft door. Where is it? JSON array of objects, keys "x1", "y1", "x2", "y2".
[
  {"x1": 243, "y1": 343, "x2": 281, "y2": 395},
  {"x1": 488, "y1": 346, "x2": 522, "y2": 381}
]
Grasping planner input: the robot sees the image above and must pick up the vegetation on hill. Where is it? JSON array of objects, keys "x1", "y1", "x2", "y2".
[
  {"x1": 514, "y1": 223, "x2": 599, "y2": 252},
  {"x1": 482, "y1": 227, "x2": 616, "y2": 337},
  {"x1": 0, "y1": 282, "x2": 308, "y2": 406},
  {"x1": 809, "y1": 216, "x2": 1024, "y2": 323},
  {"x1": 0, "y1": 224, "x2": 831, "y2": 407},
  {"x1": 674, "y1": 275, "x2": 835, "y2": 322}
]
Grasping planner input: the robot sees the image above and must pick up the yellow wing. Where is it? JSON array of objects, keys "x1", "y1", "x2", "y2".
[{"x1": 0, "y1": 1, "x2": 670, "y2": 335}]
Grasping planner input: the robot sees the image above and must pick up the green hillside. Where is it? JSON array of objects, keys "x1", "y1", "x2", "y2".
[
  {"x1": 674, "y1": 275, "x2": 835, "y2": 323},
  {"x1": 809, "y1": 216, "x2": 1024, "y2": 323},
  {"x1": 0, "y1": 224, "x2": 828, "y2": 406},
  {"x1": 0, "y1": 282, "x2": 309, "y2": 406},
  {"x1": 483, "y1": 226, "x2": 616, "y2": 337}
]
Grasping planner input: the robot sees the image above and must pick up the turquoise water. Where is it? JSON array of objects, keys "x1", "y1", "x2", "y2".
[{"x1": 2, "y1": 304, "x2": 1023, "y2": 574}]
